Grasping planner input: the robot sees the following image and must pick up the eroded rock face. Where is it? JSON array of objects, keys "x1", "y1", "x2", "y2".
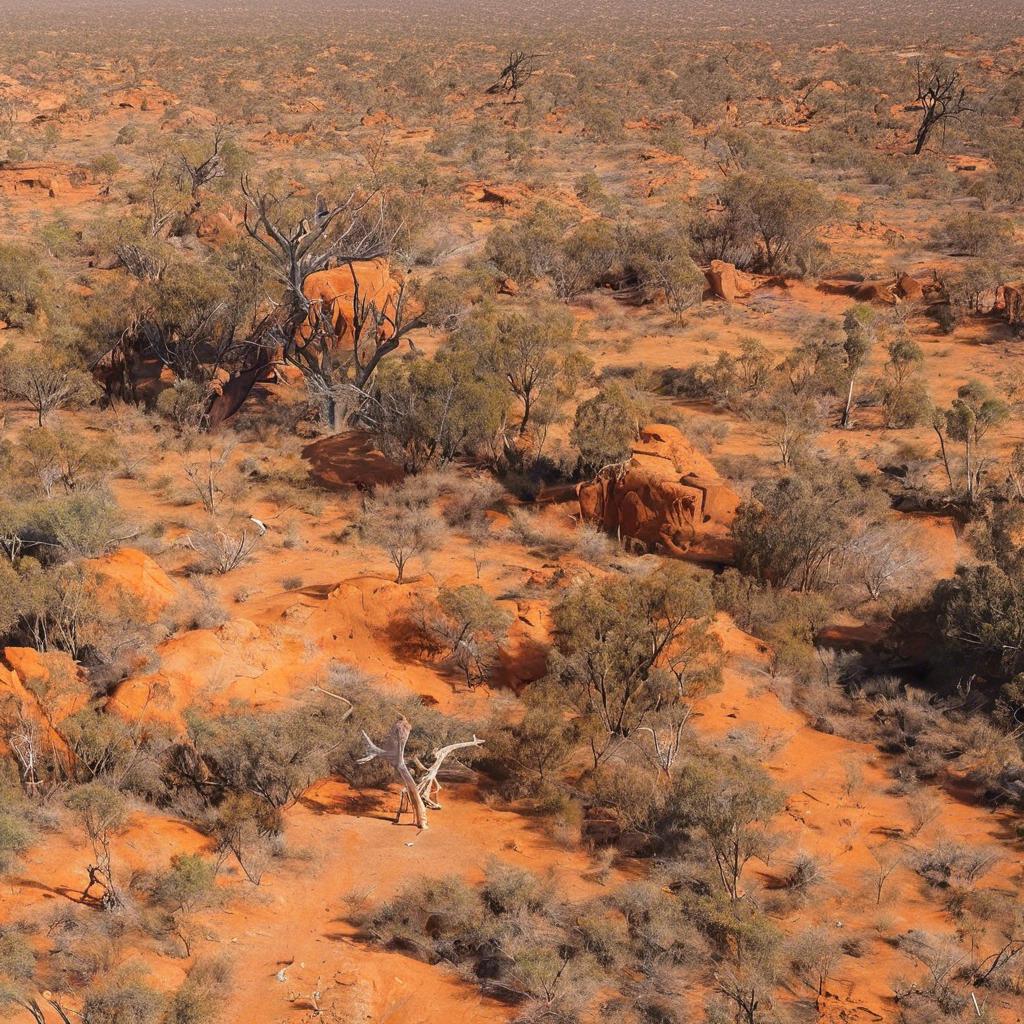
[
  {"x1": 850, "y1": 272, "x2": 928, "y2": 305},
  {"x1": 84, "y1": 547, "x2": 178, "y2": 616},
  {"x1": 0, "y1": 647, "x2": 87, "y2": 758},
  {"x1": 851, "y1": 279, "x2": 897, "y2": 304},
  {"x1": 298, "y1": 258, "x2": 401, "y2": 350},
  {"x1": 894, "y1": 272, "x2": 925, "y2": 302},
  {"x1": 705, "y1": 260, "x2": 754, "y2": 302},
  {"x1": 576, "y1": 424, "x2": 739, "y2": 562},
  {"x1": 1004, "y1": 283, "x2": 1024, "y2": 333}
]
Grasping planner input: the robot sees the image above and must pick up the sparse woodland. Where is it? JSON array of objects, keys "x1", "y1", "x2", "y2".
[{"x1": 2, "y1": 2, "x2": 1024, "y2": 1023}]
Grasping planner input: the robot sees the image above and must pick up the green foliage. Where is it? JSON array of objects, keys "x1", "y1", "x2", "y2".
[
  {"x1": 66, "y1": 781, "x2": 129, "y2": 843},
  {"x1": 671, "y1": 752, "x2": 784, "y2": 900},
  {"x1": 550, "y1": 218, "x2": 617, "y2": 299},
  {"x1": 17, "y1": 426, "x2": 116, "y2": 494},
  {"x1": 484, "y1": 200, "x2": 574, "y2": 285},
  {"x1": 483, "y1": 688, "x2": 579, "y2": 798},
  {"x1": 458, "y1": 303, "x2": 588, "y2": 435},
  {"x1": 696, "y1": 171, "x2": 831, "y2": 275},
  {"x1": 485, "y1": 202, "x2": 617, "y2": 299},
  {"x1": 934, "y1": 380, "x2": 1008, "y2": 502},
  {"x1": 618, "y1": 212, "x2": 705, "y2": 314},
  {"x1": 420, "y1": 584, "x2": 512, "y2": 686},
  {"x1": 937, "y1": 211, "x2": 1012, "y2": 258},
  {"x1": 368, "y1": 864, "x2": 598, "y2": 1019},
  {"x1": 82, "y1": 971, "x2": 164, "y2": 1024},
  {"x1": 0, "y1": 810, "x2": 33, "y2": 872},
  {"x1": 164, "y1": 957, "x2": 232, "y2": 1024},
  {"x1": 546, "y1": 564, "x2": 721, "y2": 765},
  {"x1": 0, "y1": 244, "x2": 51, "y2": 328},
  {"x1": 881, "y1": 336, "x2": 930, "y2": 428},
  {"x1": 356, "y1": 484, "x2": 448, "y2": 582},
  {"x1": 0, "y1": 931, "x2": 38, "y2": 1017},
  {"x1": 670, "y1": 337, "x2": 774, "y2": 409},
  {"x1": 186, "y1": 702, "x2": 343, "y2": 811},
  {"x1": 570, "y1": 379, "x2": 649, "y2": 475},
  {"x1": 372, "y1": 348, "x2": 506, "y2": 472},
  {"x1": 0, "y1": 347, "x2": 99, "y2": 425},
  {"x1": 152, "y1": 854, "x2": 217, "y2": 913},
  {"x1": 733, "y1": 461, "x2": 884, "y2": 591},
  {"x1": 839, "y1": 303, "x2": 879, "y2": 427},
  {"x1": 934, "y1": 562, "x2": 1024, "y2": 685}
]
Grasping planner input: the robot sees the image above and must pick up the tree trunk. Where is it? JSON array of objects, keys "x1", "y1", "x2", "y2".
[
  {"x1": 934, "y1": 423, "x2": 954, "y2": 493},
  {"x1": 965, "y1": 437, "x2": 974, "y2": 503},
  {"x1": 360, "y1": 717, "x2": 428, "y2": 828},
  {"x1": 325, "y1": 394, "x2": 340, "y2": 433},
  {"x1": 358, "y1": 721, "x2": 485, "y2": 830},
  {"x1": 841, "y1": 377, "x2": 855, "y2": 428}
]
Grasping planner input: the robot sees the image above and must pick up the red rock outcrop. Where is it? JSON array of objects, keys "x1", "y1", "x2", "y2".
[
  {"x1": 576, "y1": 424, "x2": 739, "y2": 562},
  {"x1": 0, "y1": 647, "x2": 87, "y2": 758},
  {"x1": 705, "y1": 260, "x2": 754, "y2": 302},
  {"x1": 1003, "y1": 282, "x2": 1024, "y2": 333},
  {"x1": 85, "y1": 547, "x2": 178, "y2": 616},
  {"x1": 851, "y1": 279, "x2": 897, "y2": 304},
  {"x1": 894, "y1": 272, "x2": 925, "y2": 302},
  {"x1": 297, "y1": 258, "x2": 401, "y2": 350}
]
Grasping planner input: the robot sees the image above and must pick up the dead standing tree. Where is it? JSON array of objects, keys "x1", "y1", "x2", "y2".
[
  {"x1": 358, "y1": 717, "x2": 484, "y2": 830},
  {"x1": 241, "y1": 178, "x2": 420, "y2": 429},
  {"x1": 293, "y1": 269, "x2": 422, "y2": 430},
  {"x1": 912, "y1": 61, "x2": 972, "y2": 155},
  {"x1": 486, "y1": 50, "x2": 542, "y2": 101},
  {"x1": 179, "y1": 125, "x2": 227, "y2": 214}
]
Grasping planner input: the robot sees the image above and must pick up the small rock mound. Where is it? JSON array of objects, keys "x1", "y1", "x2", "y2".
[
  {"x1": 85, "y1": 547, "x2": 178, "y2": 616},
  {"x1": 848, "y1": 271, "x2": 928, "y2": 306},
  {"x1": 0, "y1": 647, "x2": 87, "y2": 756}
]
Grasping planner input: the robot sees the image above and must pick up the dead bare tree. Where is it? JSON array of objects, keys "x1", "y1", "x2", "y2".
[
  {"x1": 3, "y1": 995, "x2": 74, "y2": 1024},
  {"x1": 297, "y1": 271, "x2": 422, "y2": 429},
  {"x1": 138, "y1": 156, "x2": 181, "y2": 239},
  {"x1": 179, "y1": 126, "x2": 227, "y2": 212},
  {"x1": 912, "y1": 61, "x2": 972, "y2": 155},
  {"x1": 634, "y1": 708, "x2": 692, "y2": 775},
  {"x1": 241, "y1": 178, "x2": 419, "y2": 429},
  {"x1": 8, "y1": 708, "x2": 46, "y2": 797},
  {"x1": 358, "y1": 717, "x2": 483, "y2": 830},
  {"x1": 242, "y1": 176, "x2": 387, "y2": 308},
  {"x1": 486, "y1": 49, "x2": 542, "y2": 101}
]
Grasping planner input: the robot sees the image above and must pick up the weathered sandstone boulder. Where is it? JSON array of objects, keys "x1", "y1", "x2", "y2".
[
  {"x1": 705, "y1": 260, "x2": 754, "y2": 302},
  {"x1": 297, "y1": 258, "x2": 401, "y2": 349},
  {"x1": 1003, "y1": 282, "x2": 1024, "y2": 333},
  {"x1": 577, "y1": 424, "x2": 739, "y2": 562},
  {"x1": 894, "y1": 272, "x2": 925, "y2": 302},
  {"x1": 851, "y1": 279, "x2": 897, "y2": 304}
]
